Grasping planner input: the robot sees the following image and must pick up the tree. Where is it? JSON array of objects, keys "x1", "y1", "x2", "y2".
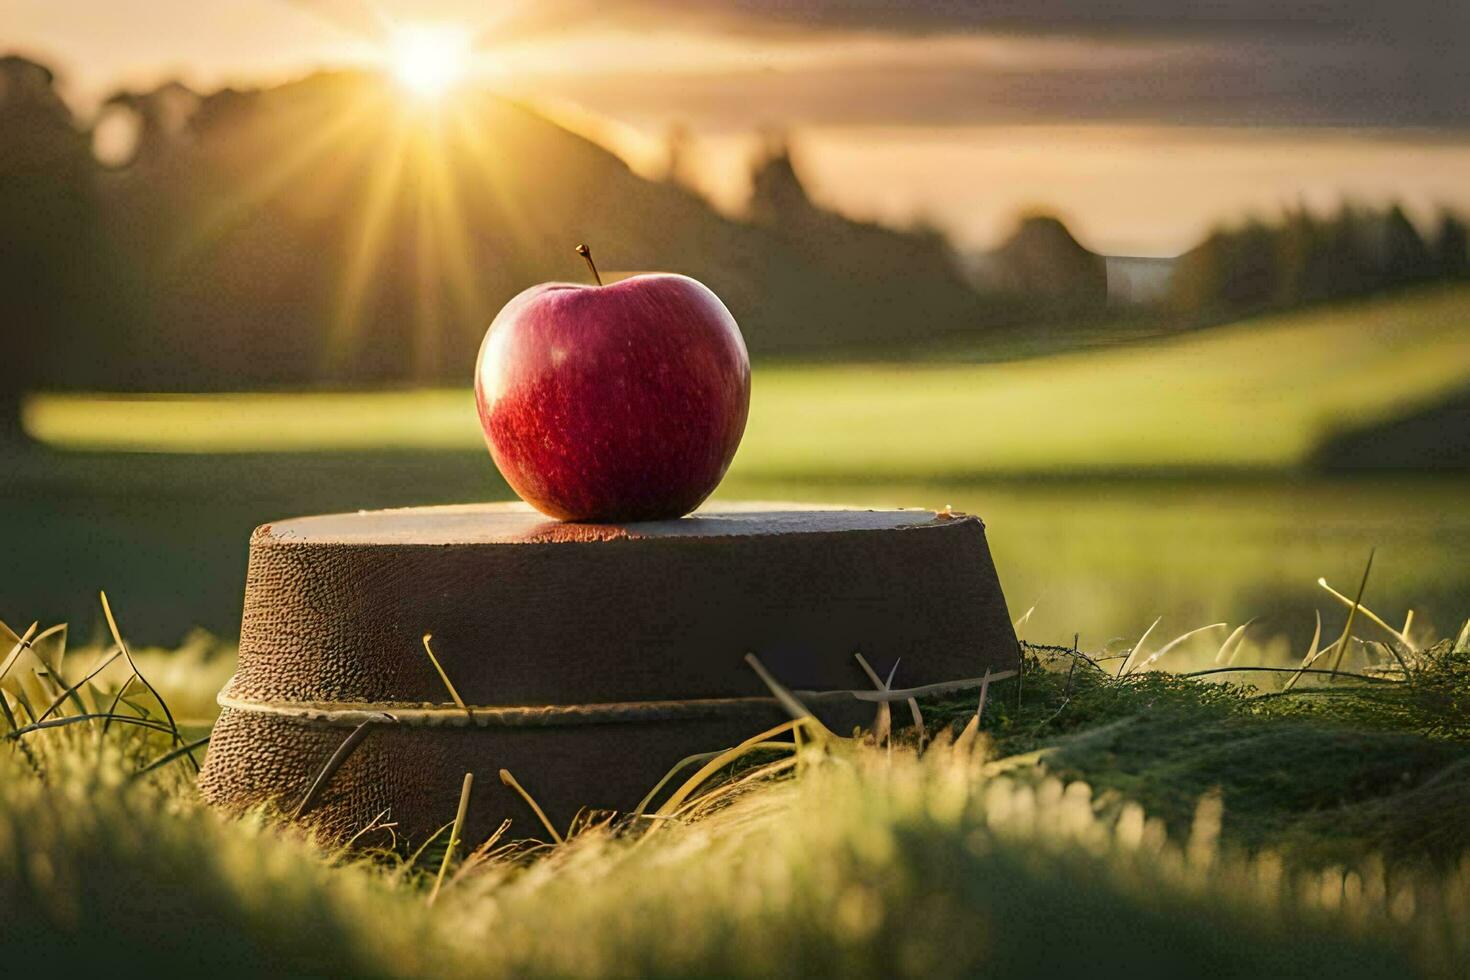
[
  {"x1": 0, "y1": 56, "x2": 98, "y2": 446},
  {"x1": 1379, "y1": 204, "x2": 1434, "y2": 287},
  {"x1": 1434, "y1": 211, "x2": 1469, "y2": 279},
  {"x1": 1273, "y1": 205, "x2": 1342, "y2": 307},
  {"x1": 746, "y1": 132, "x2": 812, "y2": 227},
  {"x1": 986, "y1": 213, "x2": 1107, "y2": 313}
]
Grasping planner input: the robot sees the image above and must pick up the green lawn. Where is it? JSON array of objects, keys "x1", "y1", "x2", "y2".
[
  {"x1": 747, "y1": 286, "x2": 1470, "y2": 477},
  {"x1": 26, "y1": 285, "x2": 1470, "y2": 474},
  {"x1": 4, "y1": 632, "x2": 1468, "y2": 976}
]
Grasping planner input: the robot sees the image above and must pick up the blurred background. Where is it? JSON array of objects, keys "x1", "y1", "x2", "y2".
[{"x1": 2, "y1": 0, "x2": 1468, "y2": 651}]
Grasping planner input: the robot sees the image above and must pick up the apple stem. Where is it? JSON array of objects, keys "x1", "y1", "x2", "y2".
[{"x1": 575, "y1": 244, "x2": 603, "y2": 286}]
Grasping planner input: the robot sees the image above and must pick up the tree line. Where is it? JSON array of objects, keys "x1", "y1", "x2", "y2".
[{"x1": 1169, "y1": 202, "x2": 1469, "y2": 319}]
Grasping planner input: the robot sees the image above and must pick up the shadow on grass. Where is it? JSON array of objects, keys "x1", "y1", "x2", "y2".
[{"x1": 0, "y1": 446, "x2": 509, "y2": 641}]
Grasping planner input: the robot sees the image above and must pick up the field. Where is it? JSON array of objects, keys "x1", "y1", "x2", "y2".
[
  {"x1": 25, "y1": 285, "x2": 1470, "y2": 472},
  {"x1": 8, "y1": 285, "x2": 1469, "y2": 647}
]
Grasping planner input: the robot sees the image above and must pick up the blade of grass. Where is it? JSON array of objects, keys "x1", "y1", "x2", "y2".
[
  {"x1": 1328, "y1": 550, "x2": 1375, "y2": 680},
  {"x1": 421, "y1": 634, "x2": 473, "y2": 722},
  {"x1": 656, "y1": 719, "x2": 801, "y2": 817},
  {"x1": 1317, "y1": 564, "x2": 1406, "y2": 650},
  {"x1": 833, "y1": 672, "x2": 1016, "y2": 703},
  {"x1": 499, "y1": 769, "x2": 562, "y2": 844},
  {"x1": 897, "y1": 667, "x2": 926, "y2": 749},
  {"x1": 870, "y1": 664, "x2": 893, "y2": 746},
  {"x1": 854, "y1": 653, "x2": 892, "y2": 745},
  {"x1": 1282, "y1": 610, "x2": 1324, "y2": 692},
  {"x1": 101, "y1": 592, "x2": 195, "y2": 771},
  {"x1": 0, "y1": 622, "x2": 39, "y2": 685},
  {"x1": 29, "y1": 623, "x2": 68, "y2": 670},
  {"x1": 679, "y1": 755, "x2": 800, "y2": 820},
  {"x1": 0, "y1": 692, "x2": 41, "y2": 773},
  {"x1": 294, "y1": 720, "x2": 376, "y2": 819},
  {"x1": 401, "y1": 822, "x2": 453, "y2": 877},
  {"x1": 30, "y1": 667, "x2": 65, "y2": 708},
  {"x1": 646, "y1": 740, "x2": 800, "y2": 811},
  {"x1": 955, "y1": 668, "x2": 993, "y2": 753},
  {"x1": 36, "y1": 648, "x2": 121, "y2": 723},
  {"x1": 1187, "y1": 666, "x2": 1393, "y2": 684},
  {"x1": 1134, "y1": 623, "x2": 1227, "y2": 673},
  {"x1": 133, "y1": 734, "x2": 212, "y2": 777},
  {"x1": 744, "y1": 653, "x2": 836, "y2": 740},
  {"x1": 5, "y1": 712, "x2": 176, "y2": 740},
  {"x1": 1118, "y1": 617, "x2": 1161, "y2": 677},
  {"x1": 635, "y1": 749, "x2": 725, "y2": 816},
  {"x1": 99, "y1": 674, "x2": 138, "y2": 739},
  {"x1": 1214, "y1": 619, "x2": 1255, "y2": 664},
  {"x1": 9, "y1": 685, "x2": 36, "y2": 723},
  {"x1": 342, "y1": 808, "x2": 396, "y2": 852},
  {"x1": 36, "y1": 658, "x2": 91, "y2": 720},
  {"x1": 1012, "y1": 605, "x2": 1035, "y2": 641},
  {"x1": 428, "y1": 772, "x2": 473, "y2": 907},
  {"x1": 1364, "y1": 639, "x2": 1413, "y2": 679},
  {"x1": 856, "y1": 653, "x2": 924, "y2": 747},
  {"x1": 447, "y1": 818, "x2": 513, "y2": 890}
]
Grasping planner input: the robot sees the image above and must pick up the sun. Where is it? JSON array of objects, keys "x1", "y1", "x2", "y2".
[{"x1": 387, "y1": 23, "x2": 472, "y2": 101}]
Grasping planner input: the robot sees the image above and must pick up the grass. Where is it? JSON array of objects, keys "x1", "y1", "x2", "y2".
[
  {"x1": 23, "y1": 284, "x2": 1470, "y2": 474},
  {"x1": 742, "y1": 285, "x2": 1470, "y2": 478},
  {"x1": 932, "y1": 641, "x2": 1470, "y2": 869},
  {"x1": 2, "y1": 595, "x2": 1469, "y2": 975}
]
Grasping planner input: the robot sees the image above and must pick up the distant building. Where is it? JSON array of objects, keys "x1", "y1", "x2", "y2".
[{"x1": 1105, "y1": 256, "x2": 1177, "y2": 306}]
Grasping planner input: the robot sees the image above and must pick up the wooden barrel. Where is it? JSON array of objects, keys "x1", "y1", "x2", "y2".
[{"x1": 199, "y1": 502, "x2": 1018, "y2": 844}]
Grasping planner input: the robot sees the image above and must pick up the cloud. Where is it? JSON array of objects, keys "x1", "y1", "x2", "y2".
[
  {"x1": 483, "y1": 0, "x2": 1466, "y2": 43},
  {"x1": 282, "y1": 0, "x2": 1470, "y2": 129},
  {"x1": 528, "y1": 50, "x2": 1470, "y2": 131},
  {"x1": 494, "y1": 0, "x2": 1468, "y2": 127}
]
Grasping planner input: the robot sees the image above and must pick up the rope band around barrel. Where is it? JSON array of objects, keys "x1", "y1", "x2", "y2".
[{"x1": 217, "y1": 670, "x2": 1016, "y2": 729}]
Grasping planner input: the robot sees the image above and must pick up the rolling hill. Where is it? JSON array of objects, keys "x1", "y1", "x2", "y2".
[{"x1": 79, "y1": 70, "x2": 986, "y2": 389}]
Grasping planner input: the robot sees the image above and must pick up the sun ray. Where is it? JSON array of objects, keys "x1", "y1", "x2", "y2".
[
  {"x1": 409, "y1": 125, "x2": 444, "y2": 380},
  {"x1": 451, "y1": 102, "x2": 539, "y2": 268},
  {"x1": 170, "y1": 88, "x2": 383, "y2": 264},
  {"x1": 423, "y1": 107, "x2": 486, "y2": 334},
  {"x1": 332, "y1": 120, "x2": 411, "y2": 370}
]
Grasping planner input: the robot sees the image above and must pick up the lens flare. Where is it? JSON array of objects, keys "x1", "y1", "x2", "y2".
[{"x1": 388, "y1": 24, "x2": 471, "y2": 101}]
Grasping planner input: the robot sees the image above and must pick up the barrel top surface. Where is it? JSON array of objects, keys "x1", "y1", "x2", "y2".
[{"x1": 257, "y1": 501, "x2": 969, "y2": 546}]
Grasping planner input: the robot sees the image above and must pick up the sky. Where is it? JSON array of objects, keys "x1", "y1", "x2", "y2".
[{"x1": 6, "y1": 0, "x2": 1470, "y2": 254}]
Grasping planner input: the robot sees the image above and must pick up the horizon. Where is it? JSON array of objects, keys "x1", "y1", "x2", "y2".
[{"x1": 7, "y1": 0, "x2": 1469, "y2": 256}]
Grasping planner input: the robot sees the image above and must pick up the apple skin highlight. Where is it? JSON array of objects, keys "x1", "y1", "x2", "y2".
[{"x1": 474, "y1": 273, "x2": 750, "y2": 522}]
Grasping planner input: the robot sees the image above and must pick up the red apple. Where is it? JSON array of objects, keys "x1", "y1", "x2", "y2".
[{"x1": 474, "y1": 258, "x2": 750, "y2": 522}]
